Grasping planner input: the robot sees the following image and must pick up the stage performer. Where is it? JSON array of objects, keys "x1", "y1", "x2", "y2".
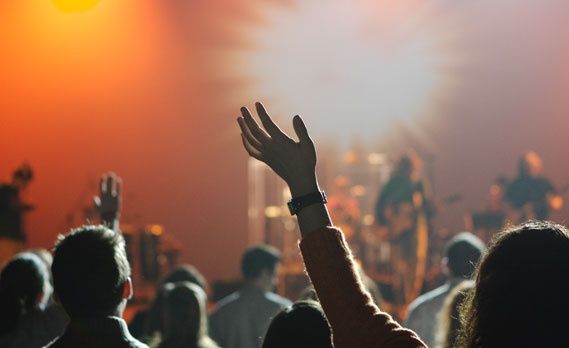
[
  {"x1": 505, "y1": 151, "x2": 563, "y2": 222},
  {"x1": 374, "y1": 151, "x2": 434, "y2": 317},
  {"x1": 0, "y1": 164, "x2": 34, "y2": 267}
]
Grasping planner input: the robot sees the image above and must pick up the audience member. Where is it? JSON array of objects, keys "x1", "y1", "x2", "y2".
[
  {"x1": 405, "y1": 232, "x2": 485, "y2": 347},
  {"x1": 237, "y1": 102, "x2": 425, "y2": 347},
  {"x1": 153, "y1": 282, "x2": 219, "y2": 348},
  {"x1": 0, "y1": 252, "x2": 66, "y2": 347},
  {"x1": 209, "y1": 244, "x2": 292, "y2": 348},
  {"x1": 458, "y1": 221, "x2": 569, "y2": 347},
  {"x1": 45, "y1": 224, "x2": 146, "y2": 347},
  {"x1": 130, "y1": 264, "x2": 208, "y2": 342},
  {"x1": 435, "y1": 280, "x2": 474, "y2": 348},
  {"x1": 262, "y1": 300, "x2": 332, "y2": 348},
  {"x1": 45, "y1": 172, "x2": 147, "y2": 348}
]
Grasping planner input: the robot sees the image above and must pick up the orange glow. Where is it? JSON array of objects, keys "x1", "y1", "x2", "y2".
[
  {"x1": 51, "y1": 0, "x2": 100, "y2": 13},
  {"x1": 148, "y1": 225, "x2": 164, "y2": 236}
]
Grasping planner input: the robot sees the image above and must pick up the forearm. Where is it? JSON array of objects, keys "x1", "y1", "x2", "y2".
[{"x1": 300, "y1": 227, "x2": 425, "y2": 347}]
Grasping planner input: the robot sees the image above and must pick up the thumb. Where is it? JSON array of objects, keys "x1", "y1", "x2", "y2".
[{"x1": 293, "y1": 115, "x2": 313, "y2": 145}]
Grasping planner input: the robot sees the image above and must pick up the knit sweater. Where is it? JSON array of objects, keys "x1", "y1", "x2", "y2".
[{"x1": 299, "y1": 226, "x2": 427, "y2": 348}]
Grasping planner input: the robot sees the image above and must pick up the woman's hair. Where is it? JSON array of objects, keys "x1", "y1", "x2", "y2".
[
  {"x1": 158, "y1": 282, "x2": 219, "y2": 348},
  {"x1": 262, "y1": 300, "x2": 332, "y2": 348},
  {"x1": 436, "y1": 280, "x2": 474, "y2": 348},
  {"x1": 458, "y1": 221, "x2": 569, "y2": 347},
  {"x1": 144, "y1": 265, "x2": 207, "y2": 337},
  {"x1": 0, "y1": 252, "x2": 50, "y2": 334},
  {"x1": 162, "y1": 265, "x2": 207, "y2": 290}
]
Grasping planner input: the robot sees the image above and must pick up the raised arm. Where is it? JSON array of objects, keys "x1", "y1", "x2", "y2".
[
  {"x1": 94, "y1": 172, "x2": 122, "y2": 231},
  {"x1": 237, "y1": 103, "x2": 425, "y2": 348}
]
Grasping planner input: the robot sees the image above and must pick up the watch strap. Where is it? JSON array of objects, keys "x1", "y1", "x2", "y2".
[{"x1": 287, "y1": 191, "x2": 327, "y2": 216}]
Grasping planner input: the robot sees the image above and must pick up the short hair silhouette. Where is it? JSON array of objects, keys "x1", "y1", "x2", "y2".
[
  {"x1": 0, "y1": 252, "x2": 49, "y2": 334},
  {"x1": 262, "y1": 300, "x2": 332, "y2": 348},
  {"x1": 241, "y1": 245, "x2": 281, "y2": 280},
  {"x1": 459, "y1": 221, "x2": 569, "y2": 347},
  {"x1": 444, "y1": 232, "x2": 485, "y2": 279},
  {"x1": 51, "y1": 225, "x2": 130, "y2": 318}
]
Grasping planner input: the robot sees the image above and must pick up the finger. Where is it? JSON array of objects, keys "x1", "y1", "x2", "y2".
[
  {"x1": 238, "y1": 117, "x2": 263, "y2": 151},
  {"x1": 241, "y1": 134, "x2": 264, "y2": 161},
  {"x1": 100, "y1": 175, "x2": 108, "y2": 194},
  {"x1": 114, "y1": 175, "x2": 122, "y2": 198},
  {"x1": 93, "y1": 196, "x2": 101, "y2": 208},
  {"x1": 112, "y1": 173, "x2": 122, "y2": 197},
  {"x1": 255, "y1": 102, "x2": 289, "y2": 140},
  {"x1": 293, "y1": 115, "x2": 313, "y2": 145},
  {"x1": 106, "y1": 174, "x2": 114, "y2": 196},
  {"x1": 241, "y1": 107, "x2": 270, "y2": 143},
  {"x1": 107, "y1": 172, "x2": 119, "y2": 196}
]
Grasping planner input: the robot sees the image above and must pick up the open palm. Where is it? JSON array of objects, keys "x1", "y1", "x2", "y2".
[{"x1": 237, "y1": 102, "x2": 318, "y2": 197}]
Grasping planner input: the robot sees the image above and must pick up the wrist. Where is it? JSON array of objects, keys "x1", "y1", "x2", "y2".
[
  {"x1": 100, "y1": 212, "x2": 119, "y2": 224},
  {"x1": 288, "y1": 191, "x2": 327, "y2": 216},
  {"x1": 289, "y1": 176, "x2": 319, "y2": 198}
]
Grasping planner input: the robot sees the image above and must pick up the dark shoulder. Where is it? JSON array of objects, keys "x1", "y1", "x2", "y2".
[{"x1": 210, "y1": 292, "x2": 241, "y2": 315}]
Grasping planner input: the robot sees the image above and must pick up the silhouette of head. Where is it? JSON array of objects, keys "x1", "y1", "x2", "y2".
[
  {"x1": 444, "y1": 232, "x2": 485, "y2": 279},
  {"x1": 263, "y1": 301, "x2": 332, "y2": 348},
  {"x1": 518, "y1": 151, "x2": 543, "y2": 178},
  {"x1": 0, "y1": 252, "x2": 50, "y2": 333},
  {"x1": 460, "y1": 221, "x2": 569, "y2": 347},
  {"x1": 241, "y1": 245, "x2": 281, "y2": 290},
  {"x1": 161, "y1": 282, "x2": 211, "y2": 347},
  {"x1": 52, "y1": 225, "x2": 131, "y2": 318}
]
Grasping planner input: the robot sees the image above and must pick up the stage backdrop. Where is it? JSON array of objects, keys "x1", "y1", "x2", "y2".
[{"x1": 2, "y1": 0, "x2": 569, "y2": 283}]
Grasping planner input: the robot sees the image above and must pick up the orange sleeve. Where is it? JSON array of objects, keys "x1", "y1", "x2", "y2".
[{"x1": 299, "y1": 227, "x2": 426, "y2": 348}]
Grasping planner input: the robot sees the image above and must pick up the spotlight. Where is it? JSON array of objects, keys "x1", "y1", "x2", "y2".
[{"x1": 52, "y1": 0, "x2": 100, "y2": 13}]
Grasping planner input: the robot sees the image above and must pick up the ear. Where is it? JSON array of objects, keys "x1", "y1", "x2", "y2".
[{"x1": 122, "y1": 277, "x2": 133, "y2": 300}]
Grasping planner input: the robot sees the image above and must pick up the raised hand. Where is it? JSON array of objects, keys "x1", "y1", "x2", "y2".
[
  {"x1": 237, "y1": 102, "x2": 318, "y2": 198},
  {"x1": 94, "y1": 172, "x2": 122, "y2": 230}
]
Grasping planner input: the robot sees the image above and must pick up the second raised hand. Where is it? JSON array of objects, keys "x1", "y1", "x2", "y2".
[{"x1": 237, "y1": 102, "x2": 319, "y2": 197}]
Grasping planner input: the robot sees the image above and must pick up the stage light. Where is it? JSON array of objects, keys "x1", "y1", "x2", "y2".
[
  {"x1": 232, "y1": 0, "x2": 456, "y2": 141},
  {"x1": 51, "y1": 0, "x2": 100, "y2": 13}
]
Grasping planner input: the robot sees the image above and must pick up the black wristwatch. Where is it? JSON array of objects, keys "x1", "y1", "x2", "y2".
[{"x1": 287, "y1": 191, "x2": 327, "y2": 216}]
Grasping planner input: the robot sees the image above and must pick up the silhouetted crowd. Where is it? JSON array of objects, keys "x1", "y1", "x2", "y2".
[{"x1": 2, "y1": 103, "x2": 569, "y2": 348}]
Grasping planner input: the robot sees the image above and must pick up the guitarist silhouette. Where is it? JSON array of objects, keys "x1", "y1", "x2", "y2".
[
  {"x1": 505, "y1": 152, "x2": 563, "y2": 222},
  {"x1": 374, "y1": 151, "x2": 434, "y2": 317}
]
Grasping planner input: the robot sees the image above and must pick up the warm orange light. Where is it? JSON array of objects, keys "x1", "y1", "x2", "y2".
[
  {"x1": 52, "y1": 0, "x2": 100, "y2": 13},
  {"x1": 148, "y1": 224, "x2": 164, "y2": 236}
]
